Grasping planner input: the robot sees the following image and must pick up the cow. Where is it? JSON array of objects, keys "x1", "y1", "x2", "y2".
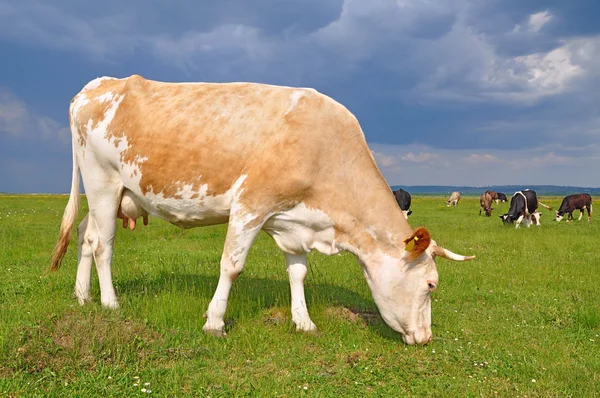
[
  {"x1": 50, "y1": 75, "x2": 475, "y2": 345},
  {"x1": 496, "y1": 192, "x2": 507, "y2": 203},
  {"x1": 479, "y1": 192, "x2": 493, "y2": 216},
  {"x1": 485, "y1": 190, "x2": 500, "y2": 203},
  {"x1": 392, "y1": 188, "x2": 412, "y2": 219},
  {"x1": 446, "y1": 191, "x2": 460, "y2": 207},
  {"x1": 555, "y1": 193, "x2": 592, "y2": 222},
  {"x1": 499, "y1": 189, "x2": 552, "y2": 228}
]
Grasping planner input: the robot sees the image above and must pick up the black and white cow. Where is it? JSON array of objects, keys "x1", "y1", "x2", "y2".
[
  {"x1": 393, "y1": 188, "x2": 412, "y2": 219},
  {"x1": 499, "y1": 189, "x2": 552, "y2": 228},
  {"x1": 496, "y1": 192, "x2": 508, "y2": 203},
  {"x1": 555, "y1": 193, "x2": 593, "y2": 222}
]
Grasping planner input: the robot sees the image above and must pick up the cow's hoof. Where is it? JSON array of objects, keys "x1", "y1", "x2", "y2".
[
  {"x1": 101, "y1": 299, "x2": 120, "y2": 309},
  {"x1": 294, "y1": 321, "x2": 318, "y2": 334},
  {"x1": 203, "y1": 323, "x2": 227, "y2": 337},
  {"x1": 74, "y1": 293, "x2": 92, "y2": 306}
]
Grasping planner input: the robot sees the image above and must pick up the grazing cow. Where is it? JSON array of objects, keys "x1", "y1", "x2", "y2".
[
  {"x1": 50, "y1": 75, "x2": 475, "y2": 345},
  {"x1": 496, "y1": 192, "x2": 507, "y2": 203},
  {"x1": 485, "y1": 190, "x2": 500, "y2": 203},
  {"x1": 446, "y1": 191, "x2": 460, "y2": 207},
  {"x1": 500, "y1": 189, "x2": 552, "y2": 228},
  {"x1": 392, "y1": 188, "x2": 412, "y2": 219},
  {"x1": 555, "y1": 193, "x2": 592, "y2": 222},
  {"x1": 479, "y1": 192, "x2": 493, "y2": 217}
]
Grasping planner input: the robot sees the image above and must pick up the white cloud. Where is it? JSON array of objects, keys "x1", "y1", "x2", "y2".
[
  {"x1": 513, "y1": 47, "x2": 582, "y2": 93},
  {"x1": 528, "y1": 11, "x2": 552, "y2": 33},
  {"x1": 0, "y1": 90, "x2": 28, "y2": 136},
  {"x1": 369, "y1": 142, "x2": 600, "y2": 187},
  {"x1": 415, "y1": 29, "x2": 597, "y2": 104},
  {"x1": 402, "y1": 152, "x2": 439, "y2": 163},
  {"x1": 372, "y1": 150, "x2": 397, "y2": 167},
  {"x1": 464, "y1": 154, "x2": 499, "y2": 164},
  {"x1": 0, "y1": 89, "x2": 69, "y2": 142}
]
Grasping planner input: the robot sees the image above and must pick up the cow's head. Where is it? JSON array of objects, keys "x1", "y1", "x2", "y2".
[
  {"x1": 361, "y1": 228, "x2": 475, "y2": 345},
  {"x1": 500, "y1": 214, "x2": 513, "y2": 224},
  {"x1": 555, "y1": 211, "x2": 564, "y2": 222}
]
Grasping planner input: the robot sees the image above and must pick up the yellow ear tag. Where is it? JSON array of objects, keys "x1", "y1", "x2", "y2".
[{"x1": 405, "y1": 236, "x2": 419, "y2": 252}]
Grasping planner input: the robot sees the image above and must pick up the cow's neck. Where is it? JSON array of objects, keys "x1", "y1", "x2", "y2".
[{"x1": 324, "y1": 182, "x2": 413, "y2": 267}]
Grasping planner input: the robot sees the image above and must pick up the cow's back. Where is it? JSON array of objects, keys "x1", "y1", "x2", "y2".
[{"x1": 70, "y1": 75, "x2": 385, "y2": 229}]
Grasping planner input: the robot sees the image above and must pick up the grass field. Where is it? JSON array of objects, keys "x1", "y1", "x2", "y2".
[{"x1": 1, "y1": 194, "x2": 599, "y2": 397}]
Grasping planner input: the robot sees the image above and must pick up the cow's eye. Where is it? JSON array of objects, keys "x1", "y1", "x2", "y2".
[{"x1": 428, "y1": 282, "x2": 437, "y2": 292}]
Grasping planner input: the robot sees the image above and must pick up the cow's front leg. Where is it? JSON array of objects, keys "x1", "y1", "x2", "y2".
[
  {"x1": 515, "y1": 214, "x2": 524, "y2": 228},
  {"x1": 578, "y1": 210, "x2": 584, "y2": 221},
  {"x1": 286, "y1": 253, "x2": 317, "y2": 332},
  {"x1": 203, "y1": 212, "x2": 263, "y2": 337}
]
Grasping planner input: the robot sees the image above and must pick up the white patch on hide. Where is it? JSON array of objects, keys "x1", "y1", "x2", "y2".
[
  {"x1": 262, "y1": 202, "x2": 339, "y2": 256},
  {"x1": 130, "y1": 175, "x2": 249, "y2": 229},
  {"x1": 82, "y1": 76, "x2": 116, "y2": 92},
  {"x1": 284, "y1": 90, "x2": 306, "y2": 115}
]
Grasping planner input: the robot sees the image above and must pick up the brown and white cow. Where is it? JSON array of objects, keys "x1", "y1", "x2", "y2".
[
  {"x1": 555, "y1": 193, "x2": 593, "y2": 222},
  {"x1": 50, "y1": 75, "x2": 475, "y2": 345},
  {"x1": 446, "y1": 191, "x2": 460, "y2": 207},
  {"x1": 479, "y1": 192, "x2": 493, "y2": 216}
]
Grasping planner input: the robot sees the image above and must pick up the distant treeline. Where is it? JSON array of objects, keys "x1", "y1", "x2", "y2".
[{"x1": 390, "y1": 185, "x2": 600, "y2": 196}]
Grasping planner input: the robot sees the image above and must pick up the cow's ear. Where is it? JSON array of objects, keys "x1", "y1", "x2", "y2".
[{"x1": 403, "y1": 227, "x2": 431, "y2": 260}]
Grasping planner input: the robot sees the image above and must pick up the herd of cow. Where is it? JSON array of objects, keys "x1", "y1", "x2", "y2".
[{"x1": 393, "y1": 188, "x2": 593, "y2": 228}]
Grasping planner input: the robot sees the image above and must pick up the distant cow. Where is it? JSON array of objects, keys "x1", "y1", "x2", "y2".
[
  {"x1": 446, "y1": 191, "x2": 460, "y2": 207},
  {"x1": 479, "y1": 192, "x2": 493, "y2": 217},
  {"x1": 500, "y1": 189, "x2": 552, "y2": 228},
  {"x1": 496, "y1": 192, "x2": 507, "y2": 203},
  {"x1": 555, "y1": 194, "x2": 592, "y2": 222},
  {"x1": 393, "y1": 189, "x2": 412, "y2": 219},
  {"x1": 485, "y1": 190, "x2": 500, "y2": 203}
]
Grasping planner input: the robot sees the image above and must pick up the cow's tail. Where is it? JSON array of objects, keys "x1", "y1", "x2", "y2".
[
  {"x1": 538, "y1": 201, "x2": 552, "y2": 211},
  {"x1": 49, "y1": 139, "x2": 80, "y2": 272}
]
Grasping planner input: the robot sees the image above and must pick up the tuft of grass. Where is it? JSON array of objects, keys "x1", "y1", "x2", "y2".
[{"x1": 0, "y1": 194, "x2": 599, "y2": 396}]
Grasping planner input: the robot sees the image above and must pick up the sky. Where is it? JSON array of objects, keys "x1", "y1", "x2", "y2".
[{"x1": 1, "y1": 0, "x2": 599, "y2": 193}]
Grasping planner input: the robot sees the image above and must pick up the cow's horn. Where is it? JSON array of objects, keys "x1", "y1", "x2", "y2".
[{"x1": 433, "y1": 245, "x2": 476, "y2": 261}]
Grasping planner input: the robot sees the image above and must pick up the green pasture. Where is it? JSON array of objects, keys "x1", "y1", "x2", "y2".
[{"x1": 0, "y1": 194, "x2": 598, "y2": 397}]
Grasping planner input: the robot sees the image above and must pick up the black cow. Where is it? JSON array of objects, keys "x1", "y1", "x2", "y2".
[
  {"x1": 500, "y1": 189, "x2": 552, "y2": 228},
  {"x1": 555, "y1": 193, "x2": 592, "y2": 222},
  {"x1": 392, "y1": 188, "x2": 412, "y2": 219},
  {"x1": 496, "y1": 192, "x2": 508, "y2": 203}
]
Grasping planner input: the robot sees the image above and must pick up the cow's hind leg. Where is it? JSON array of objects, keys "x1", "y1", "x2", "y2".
[
  {"x1": 286, "y1": 253, "x2": 317, "y2": 332},
  {"x1": 203, "y1": 210, "x2": 264, "y2": 336},
  {"x1": 84, "y1": 186, "x2": 122, "y2": 309},
  {"x1": 588, "y1": 204, "x2": 593, "y2": 222},
  {"x1": 74, "y1": 214, "x2": 94, "y2": 304}
]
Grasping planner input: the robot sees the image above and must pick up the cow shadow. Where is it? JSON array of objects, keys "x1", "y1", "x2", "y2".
[{"x1": 115, "y1": 271, "x2": 401, "y2": 341}]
